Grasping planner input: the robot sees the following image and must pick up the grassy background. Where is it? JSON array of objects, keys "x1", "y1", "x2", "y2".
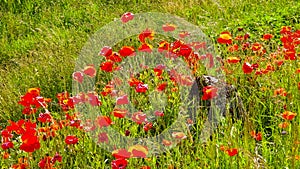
[{"x1": 0, "y1": 0, "x2": 300, "y2": 168}]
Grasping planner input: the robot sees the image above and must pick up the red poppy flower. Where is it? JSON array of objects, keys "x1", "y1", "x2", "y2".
[
  {"x1": 135, "y1": 83, "x2": 148, "y2": 93},
  {"x1": 112, "y1": 109, "x2": 127, "y2": 118},
  {"x1": 153, "y1": 68, "x2": 163, "y2": 77},
  {"x1": 128, "y1": 77, "x2": 143, "y2": 87},
  {"x1": 65, "y1": 135, "x2": 79, "y2": 145},
  {"x1": 158, "y1": 41, "x2": 170, "y2": 53},
  {"x1": 132, "y1": 112, "x2": 147, "y2": 124},
  {"x1": 106, "y1": 52, "x2": 122, "y2": 62},
  {"x1": 263, "y1": 33, "x2": 273, "y2": 40},
  {"x1": 202, "y1": 86, "x2": 218, "y2": 100},
  {"x1": 281, "y1": 111, "x2": 297, "y2": 120},
  {"x1": 99, "y1": 46, "x2": 113, "y2": 57},
  {"x1": 1, "y1": 141, "x2": 14, "y2": 150},
  {"x1": 225, "y1": 148, "x2": 238, "y2": 156},
  {"x1": 98, "y1": 132, "x2": 109, "y2": 143},
  {"x1": 154, "y1": 110, "x2": 164, "y2": 117},
  {"x1": 83, "y1": 65, "x2": 97, "y2": 77},
  {"x1": 252, "y1": 42, "x2": 262, "y2": 51},
  {"x1": 284, "y1": 48, "x2": 296, "y2": 60},
  {"x1": 157, "y1": 82, "x2": 167, "y2": 91},
  {"x1": 217, "y1": 31, "x2": 232, "y2": 44},
  {"x1": 38, "y1": 156, "x2": 53, "y2": 169},
  {"x1": 162, "y1": 24, "x2": 176, "y2": 32},
  {"x1": 227, "y1": 57, "x2": 240, "y2": 64},
  {"x1": 112, "y1": 148, "x2": 131, "y2": 159},
  {"x1": 119, "y1": 46, "x2": 136, "y2": 57},
  {"x1": 242, "y1": 62, "x2": 254, "y2": 74},
  {"x1": 121, "y1": 12, "x2": 134, "y2": 23},
  {"x1": 178, "y1": 31, "x2": 190, "y2": 39},
  {"x1": 101, "y1": 85, "x2": 113, "y2": 96},
  {"x1": 280, "y1": 26, "x2": 292, "y2": 35},
  {"x1": 96, "y1": 116, "x2": 113, "y2": 128},
  {"x1": 116, "y1": 95, "x2": 129, "y2": 105},
  {"x1": 128, "y1": 145, "x2": 148, "y2": 158},
  {"x1": 100, "y1": 61, "x2": 114, "y2": 72},
  {"x1": 250, "y1": 131, "x2": 262, "y2": 141},
  {"x1": 228, "y1": 44, "x2": 239, "y2": 52},
  {"x1": 111, "y1": 158, "x2": 128, "y2": 169},
  {"x1": 87, "y1": 92, "x2": 101, "y2": 106},
  {"x1": 72, "y1": 71, "x2": 84, "y2": 83},
  {"x1": 37, "y1": 112, "x2": 52, "y2": 123},
  {"x1": 138, "y1": 43, "x2": 153, "y2": 53},
  {"x1": 20, "y1": 134, "x2": 41, "y2": 152},
  {"x1": 139, "y1": 28, "x2": 154, "y2": 43},
  {"x1": 143, "y1": 122, "x2": 153, "y2": 132}
]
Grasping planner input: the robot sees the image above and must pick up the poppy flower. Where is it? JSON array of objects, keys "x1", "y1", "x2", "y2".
[
  {"x1": 99, "y1": 46, "x2": 113, "y2": 57},
  {"x1": 112, "y1": 109, "x2": 127, "y2": 118},
  {"x1": 121, "y1": 12, "x2": 134, "y2": 23},
  {"x1": 98, "y1": 132, "x2": 109, "y2": 143},
  {"x1": 72, "y1": 71, "x2": 84, "y2": 83},
  {"x1": 112, "y1": 148, "x2": 131, "y2": 159},
  {"x1": 116, "y1": 95, "x2": 129, "y2": 105},
  {"x1": 162, "y1": 24, "x2": 176, "y2": 32},
  {"x1": 157, "y1": 82, "x2": 167, "y2": 91},
  {"x1": 101, "y1": 85, "x2": 113, "y2": 96},
  {"x1": 252, "y1": 42, "x2": 262, "y2": 51},
  {"x1": 228, "y1": 44, "x2": 239, "y2": 52},
  {"x1": 250, "y1": 131, "x2": 262, "y2": 141},
  {"x1": 106, "y1": 52, "x2": 123, "y2": 62},
  {"x1": 162, "y1": 139, "x2": 172, "y2": 146},
  {"x1": 263, "y1": 33, "x2": 273, "y2": 40},
  {"x1": 242, "y1": 62, "x2": 254, "y2": 74},
  {"x1": 280, "y1": 26, "x2": 292, "y2": 35},
  {"x1": 278, "y1": 122, "x2": 289, "y2": 128},
  {"x1": 179, "y1": 31, "x2": 190, "y2": 38},
  {"x1": 171, "y1": 132, "x2": 187, "y2": 139},
  {"x1": 20, "y1": 134, "x2": 41, "y2": 152},
  {"x1": 128, "y1": 77, "x2": 143, "y2": 87},
  {"x1": 100, "y1": 61, "x2": 114, "y2": 72},
  {"x1": 65, "y1": 135, "x2": 79, "y2": 145},
  {"x1": 154, "y1": 110, "x2": 164, "y2": 117},
  {"x1": 96, "y1": 116, "x2": 113, "y2": 128},
  {"x1": 138, "y1": 43, "x2": 153, "y2": 53},
  {"x1": 281, "y1": 111, "x2": 297, "y2": 120},
  {"x1": 37, "y1": 112, "x2": 52, "y2": 123},
  {"x1": 128, "y1": 144, "x2": 148, "y2": 158},
  {"x1": 227, "y1": 57, "x2": 240, "y2": 64},
  {"x1": 158, "y1": 41, "x2": 170, "y2": 52},
  {"x1": 83, "y1": 65, "x2": 97, "y2": 77},
  {"x1": 119, "y1": 46, "x2": 135, "y2": 57},
  {"x1": 51, "y1": 152, "x2": 62, "y2": 164},
  {"x1": 202, "y1": 86, "x2": 218, "y2": 100},
  {"x1": 132, "y1": 112, "x2": 147, "y2": 124},
  {"x1": 87, "y1": 92, "x2": 101, "y2": 106},
  {"x1": 1, "y1": 141, "x2": 14, "y2": 150},
  {"x1": 135, "y1": 83, "x2": 148, "y2": 93},
  {"x1": 111, "y1": 158, "x2": 128, "y2": 169},
  {"x1": 217, "y1": 31, "x2": 232, "y2": 44},
  {"x1": 153, "y1": 68, "x2": 163, "y2": 77},
  {"x1": 274, "y1": 88, "x2": 287, "y2": 97},
  {"x1": 39, "y1": 156, "x2": 53, "y2": 169},
  {"x1": 225, "y1": 148, "x2": 238, "y2": 156},
  {"x1": 139, "y1": 28, "x2": 154, "y2": 43},
  {"x1": 143, "y1": 122, "x2": 153, "y2": 132}
]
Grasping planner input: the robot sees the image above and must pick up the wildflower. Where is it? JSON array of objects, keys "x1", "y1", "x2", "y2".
[
  {"x1": 250, "y1": 131, "x2": 262, "y2": 141},
  {"x1": 99, "y1": 46, "x2": 113, "y2": 57},
  {"x1": 143, "y1": 122, "x2": 153, "y2": 132},
  {"x1": 111, "y1": 158, "x2": 128, "y2": 169},
  {"x1": 65, "y1": 135, "x2": 79, "y2": 145},
  {"x1": 96, "y1": 116, "x2": 113, "y2": 128},
  {"x1": 119, "y1": 46, "x2": 135, "y2": 57},
  {"x1": 112, "y1": 149, "x2": 131, "y2": 159},
  {"x1": 128, "y1": 145, "x2": 148, "y2": 158},
  {"x1": 106, "y1": 52, "x2": 122, "y2": 62},
  {"x1": 135, "y1": 83, "x2": 148, "y2": 93},
  {"x1": 112, "y1": 109, "x2": 127, "y2": 118},
  {"x1": 72, "y1": 71, "x2": 84, "y2": 83},
  {"x1": 162, "y1": 24, "x2": 176, "y2": 32},
  {"x1": 172, "y1": 132, "x2": 187, "y2": 139},
  {"x1": 225, "y1": 148, "x2": 238, "y2": 156},
  {"x1": 83, "y1": 65, "x2": 97, "y2": 77},
  {"x1": 242, "y1": 62, "x2": 253, "y2": 74},
  {"x1": 274, "y1": 88, "x2": 287, "y2": 97},
  {"x1": 121, "y1": 12, "x2": 134, "y2": 23},
  {"x1": 278, "y1": 122, "x2": 289, "y2": 128},
  {"x1": 252, "y1": 42, "x2": 262, "y2": 51},
  {"x1": 263, "y1": 33, "x2": 273, "y2": 40},
  {"x1": 139, "y1": 28, "x2": 154, "y2": 43},
  {"x1": 227, "y1": 57, "x2": 240, "y2": 64},
  {"x1": 202, "y1": 86, "x2": 218, "y2": 100},
  {"x1": 98, "y1": 132, "x2": 109, "y2": 143},
  {"x1": 116, "y1": 95, "x2": 129, "y2": 105},
  {"x1": 154, "y1": 111, "x2": 164, "y2": 117},
  {"x1": 217, "y1": 31, "x2": 232, "y2": 44},
  {"x1": 162, "y1": 139, "x2": 172, "y2": 146},
  {"x1": 157, "y1": 82, "x2": 167, "y2": 91},
  {"x1": 281, "y1": 111, "x2": 297, "y2": 120},
  {"x1": 132, "y1": 112, "x2": 147, "y2": 124},
  {"x1": 100, "y1": 61, "x2": 114, "y2": 72},
  {"x1": 138, "y1": 43, "x2": 153, "y2": 53}
]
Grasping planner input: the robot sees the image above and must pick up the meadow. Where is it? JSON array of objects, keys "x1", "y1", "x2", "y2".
[{"x1": 0, "y1": 0, "x2": 300, "y2": 168}]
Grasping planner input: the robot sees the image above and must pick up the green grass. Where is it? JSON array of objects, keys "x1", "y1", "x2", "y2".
[{"x1": 0, "y1": 0, "x2": 300, "y2": 168}]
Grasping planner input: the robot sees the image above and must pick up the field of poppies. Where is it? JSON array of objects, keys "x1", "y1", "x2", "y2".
[{"x1": 1, "y1": 0, "x2": 300, "y2": 168}]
